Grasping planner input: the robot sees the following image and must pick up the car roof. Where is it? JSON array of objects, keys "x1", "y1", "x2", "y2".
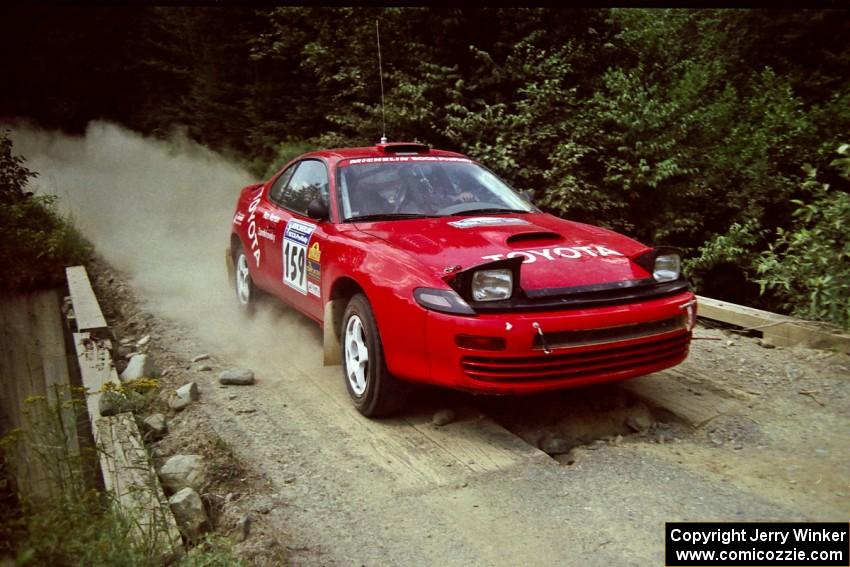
[{"x1": 304, "y1": 143, "x2": 468, "y2": 165}]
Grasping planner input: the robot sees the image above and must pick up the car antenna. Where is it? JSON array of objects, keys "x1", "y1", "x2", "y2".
[{"x1": 376, "y1": 19, "x2": 387, "y2": 144}]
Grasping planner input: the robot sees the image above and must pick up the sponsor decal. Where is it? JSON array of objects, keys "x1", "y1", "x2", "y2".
[
  {"x1": 346, "y1": 156, "x2": 472, "y2": 165},
  {"x1": 233, "y1": 212, "x2": 245, "y2": 226},
  {"x1": 284, "y1": 219, "x2": 315, "y2": 246},
  {"x1": 282, "y1": 219, "x2": 317, "y2": 295},
  {"x1": 448, "y1": 217, "x2": 531, "y2": 229},
  {"x1": 308, "y1": 242, "x2": 322, "y2": 262},
  {"x1": 258, "y1": 227, "x2": 276, "y2": 242},
  {"x1": 263, "y1": 210, "x2": 282, "y2": 224},
  {"x1": 307, "y1": 282, "x2": 321, "y2": 297},
  {"x1": 306, "y1": 259, "x2": 321, "y2": 281},
  {"x1": 245, "y1": 195, "x2": 262, "y2": 267},
  {"x1": 482, "y1": 245, "x2": 624, "y2": 264}
]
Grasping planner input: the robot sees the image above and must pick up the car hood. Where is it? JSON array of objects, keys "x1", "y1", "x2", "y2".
[{"x1": 356, "y1": 213, "x2": 653, "y2": 291}]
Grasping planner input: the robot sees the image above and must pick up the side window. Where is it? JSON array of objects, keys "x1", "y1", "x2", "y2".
[
  {"x1": 269, "y1": 163, "x2": 298, "y2": 204},
  {"x1": 278, "y1": 160, "x2": 329, "y2": 215}
]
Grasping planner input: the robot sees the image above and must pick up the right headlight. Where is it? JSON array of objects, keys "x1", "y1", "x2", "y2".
[
  {"x1": 471, "y1": 269, "x2": 513, "y2": 301},
  {"x1": 652, "y1": 253, "x2": 681, "y2": 283},
  {"x1": 633, "y1": 247, "x2": 683, "y2": 283}
]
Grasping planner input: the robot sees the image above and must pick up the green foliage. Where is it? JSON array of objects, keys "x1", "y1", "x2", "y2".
[
  {"x1": 3, "y1": 7, "x2": 850, "y2": 313},
  {"x1": 684, "y1": 220, "x2": 768, "y2": 290},
  {"x1": 0, "y1": 133, "x2": 92, "y2": 292},
  {"x1": 3, "y1": 492, "x2": 247, "y2": 566},
  {"x1": 754, "y1": 145, "x2": 850, "y2": 329},
  {"x1": 1, "y1": 388, "x2": 246, "y2": 567},
  {"x1": 0, "y1": 389, "x2": 156, "y2": 567},
  {"x1": 6, "y1": 490, "x2": 158, "y2": 567},
  {"x1": 0, "y1": 132, "x2": 36, "y2": 203},
  {"x1": 176, "y1": 535, "x2": 248, "y2": 567}
]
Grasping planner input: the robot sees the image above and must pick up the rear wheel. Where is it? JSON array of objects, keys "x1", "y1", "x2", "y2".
[
  {"x1": 234, "y1": 244, "x2": 257, "y2": 314},
  {"x1": 342, "y1": 294, "x2": 407, "y2": 417}
]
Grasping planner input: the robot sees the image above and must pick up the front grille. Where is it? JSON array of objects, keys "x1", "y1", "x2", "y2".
[
  {"x1": 532, "y1": 315, "x2": 685, "y2": 350},
  {"x1": 470, "y1": 278, "x2": 690, "y2": 312},
  {"x1": 461, "y1": 331, "x2": 690, "y2": 383}
]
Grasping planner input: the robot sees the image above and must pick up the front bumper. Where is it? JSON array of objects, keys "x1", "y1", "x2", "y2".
[{"x1": 423, "y1": 290, "x2": 696, "y2": 394}]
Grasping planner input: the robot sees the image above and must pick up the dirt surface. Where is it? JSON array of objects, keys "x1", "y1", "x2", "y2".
[
  {"x1": 16, "y1": 123, "x2": 850, "y2": 565},
  {"x1": 89, "y1": 257, "x2": 850, "y2": 566}
]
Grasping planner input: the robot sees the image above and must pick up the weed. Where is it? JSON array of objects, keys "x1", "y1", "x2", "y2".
[{"x1": 1, "y1": 387, "x2": 245, "y2": 566}]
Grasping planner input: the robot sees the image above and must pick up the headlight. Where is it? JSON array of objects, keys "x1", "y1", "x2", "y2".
[
  {"x1": 471, "y1": 269, "x2": 513, "y2": 301},
  {"x1": 414, "y1": 288, "x2": 475, "y2": 315},
  {"x1": 653, "y1": 253, "x2": 681, "y2": 283}
]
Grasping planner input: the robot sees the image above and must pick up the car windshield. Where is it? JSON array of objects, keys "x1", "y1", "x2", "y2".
[{"x1": 338, "y1": 158, "x2": 536, "y2": 221}]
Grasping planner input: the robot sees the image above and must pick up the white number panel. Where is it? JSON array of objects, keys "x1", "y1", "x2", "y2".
[{"x1": 282, "y1": 219, "x2": 317, "y2": 295}]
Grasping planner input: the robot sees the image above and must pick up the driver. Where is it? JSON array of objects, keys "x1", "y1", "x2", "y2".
[
  {"x1": 347, "y1": 169, "x2": 391, "y2": 216},
  {"x1": 394, "y1": 168, "x2": 432, "y2": 214},
  {"x1": 394, "y1": 165, "x2": 476, "y2": 214}
]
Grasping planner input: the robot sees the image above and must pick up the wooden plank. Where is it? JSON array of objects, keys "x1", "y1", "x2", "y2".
[
  {"x1": 73, "y1": 331, "x2": 182, "y2": 557},
  {"x1": 0, "y1": 293, "x2": 43, "y2": 501},
  {"x1": 67, "y1": 271, "x2": 183, "y2": 556},
  {"x1": 697, "y1": 295, "x2": 850, "y2": 353},
  {"x1": 408, "y1": 412, "x2": 552, "y2": 473},
  {"x1": 623, "y1": 369, "x2": 742, "y2": 428},
  {"x1": 95, "y1": 412, "x2": 183, "y2": 559},
  {"x1": 304, "y1": 362, "x2": 547, "y2": 486},
  {"x1": 302, "y1": 366, "x2": 464, "y2": 489},
  {"x1": 763, "y1": 323, "x2": 850, "y2": 354},
  {"x1": 73, "y1": 332, "x2": 120, "y2": 421},
  {"x1": 696, "y1": 295, "x2": 793, "y2": 329},
  {"x1": 66, "y1": 265, "x2": 108, "y2": 334},
  {"x1": 33, "y1": 291, "x2": 80, "y2": 457},
  {"x1": 0, "y1": 290, "x2": 84, "y2": 504},
  {"x1": 0, "y1": 293, "x2": 26, "y2": 432}
]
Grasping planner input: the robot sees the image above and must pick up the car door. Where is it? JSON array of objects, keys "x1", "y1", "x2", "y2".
[
  {"x1": 251, "y1": 163, "x2": 296, "y2": 290},
  {"x1": 266, "y1": 158, "x2": 330, "y2": 322}
]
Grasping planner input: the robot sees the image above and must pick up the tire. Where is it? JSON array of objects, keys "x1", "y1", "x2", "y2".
[
  {"x1": 233, "y1": 243, "x2": 257, "y2": 315},
  {"x1": 341, "y1": 293, "x2": 408, "y2": 417}
]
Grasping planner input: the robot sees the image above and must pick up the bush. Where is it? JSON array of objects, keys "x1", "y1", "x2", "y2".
[
  {"x1": 0, "y1": 132, "x2": 34, "y2": 203},
  {"x1": 754, "y1": 144, "x2": 850, "y2": 330},
  {"x1": 0, "y1": 131, "x2": 92, "y2": 292}
]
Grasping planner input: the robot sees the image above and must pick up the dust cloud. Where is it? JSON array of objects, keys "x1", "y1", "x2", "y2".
[{"x1": 7, "y1": 121, "x2": 318, "y2": 357}]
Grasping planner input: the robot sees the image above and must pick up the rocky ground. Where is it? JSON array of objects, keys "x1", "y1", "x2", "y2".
[
  {"x1": 90, "y1": 258, "x2": 290, "y2": 565},
  {"x1": 88, "y1": 255, "x2": 850, "y2": 566}
]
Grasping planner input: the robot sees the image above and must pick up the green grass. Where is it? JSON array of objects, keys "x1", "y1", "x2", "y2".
[{"x1": 0, "y1": 389, "x2": 247, "y2": 567}]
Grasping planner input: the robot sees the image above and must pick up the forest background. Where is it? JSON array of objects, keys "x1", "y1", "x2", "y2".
[{"x1": 1, "y1": 7, "x2": 848, "y2": 328}]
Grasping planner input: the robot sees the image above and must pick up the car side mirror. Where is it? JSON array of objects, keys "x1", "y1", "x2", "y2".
[
  {"x1": 307, "y1": 198, "x2": 330, "y2": 221},
  {"x1": 520, "y1": 189, "x2": 535, "y2": 204}
]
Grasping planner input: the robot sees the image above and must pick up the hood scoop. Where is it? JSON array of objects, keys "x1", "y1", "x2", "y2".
[{"x1": 505, "y1": 231, "x2": 563, "y2": 247}]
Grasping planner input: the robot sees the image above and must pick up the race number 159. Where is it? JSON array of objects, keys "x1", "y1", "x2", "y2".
[{"x1": 283, "y1": 240, "x2": 307, "y2": 294}]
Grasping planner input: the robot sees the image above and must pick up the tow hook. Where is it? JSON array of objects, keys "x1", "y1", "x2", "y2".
[
  {"x1": 532, "y1": 322, "x2": 552, "y2": 355},
  {"x1": 680, "y1": 299, "x2": 697, "y2": 331}
]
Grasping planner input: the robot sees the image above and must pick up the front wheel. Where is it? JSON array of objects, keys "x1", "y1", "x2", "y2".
[
  {"x1": 341, "y1": 294, "x2": 407, "y2": 417},
  {"x1": 234, "y1": 244, "x2": 257, "y2": 314}
]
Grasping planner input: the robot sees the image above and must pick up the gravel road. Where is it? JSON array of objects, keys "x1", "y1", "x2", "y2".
[
  {"x1": 94, "y1": 267, "x2": 849, "y2": 566},
  {"x1": 18, "y1": 122, "x2": 849, "y2": 566}
]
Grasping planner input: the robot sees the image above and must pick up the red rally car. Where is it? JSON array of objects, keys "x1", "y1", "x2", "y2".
[{"x1": 226, "y1": 142, "x2": 697, "y2": 417}]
